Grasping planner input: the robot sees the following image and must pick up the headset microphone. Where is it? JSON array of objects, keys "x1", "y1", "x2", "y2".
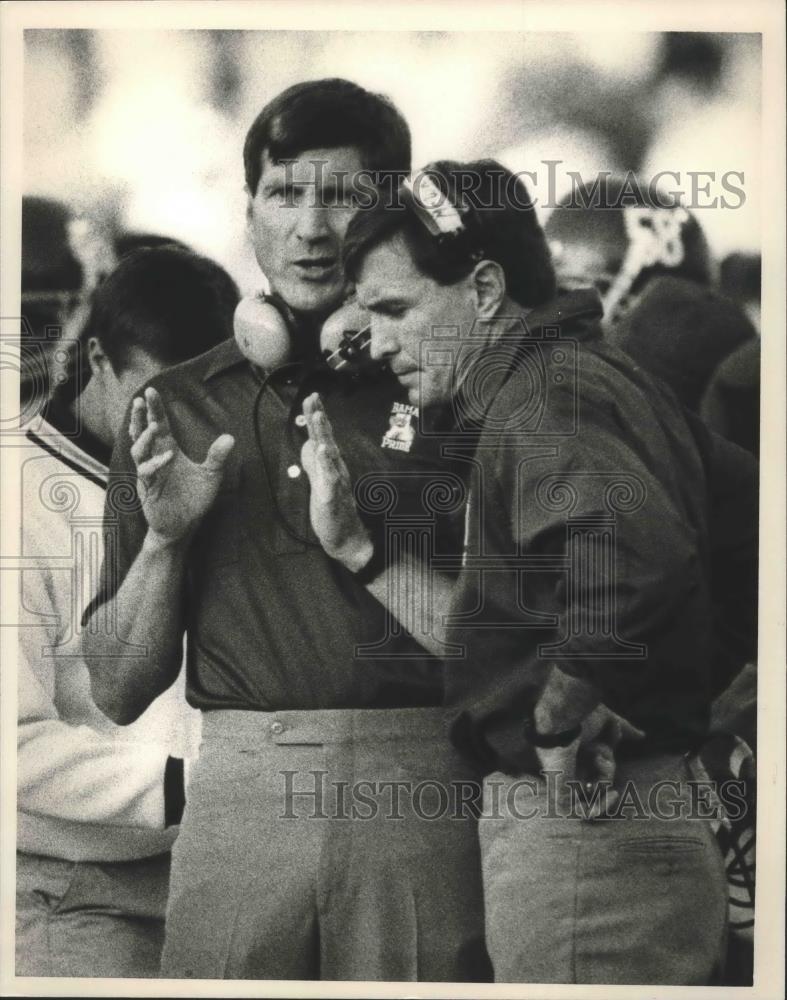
[
  {"x1": 319, "y1": 298, "x2": 375, "y2": 373},
  {"x1": 234, "y1": 291, "x2": 380, "y2": 376}
]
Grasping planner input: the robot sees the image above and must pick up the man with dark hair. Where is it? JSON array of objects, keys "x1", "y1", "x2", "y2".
[
  {"x1": 113, "y1": 231, "x2": 192, "y2": 259},
  {"x1": 84, "y1": 245, "x2": 238, "y2": 372},
  {"x1": 47, "y1": 244, "x2": 238, "y2": 437},
  {"x1": 82, "y1": 81, "x2": 489, "y2": 982},
  {"x1": 243, "y1": 77, "x2": 411, "y2": 197},
  {"x1": 299, "y1": 160, "x2": 758, "y2": 984},
  {"x1": 347, "y1": 160, "x2": 556, "y2": 312},
  {"x1": 16, "y1": 245, "x2": 238, "y2": 977},
  {"x1": 239, "y1": 78, "x2": 410, "y2": 323}
]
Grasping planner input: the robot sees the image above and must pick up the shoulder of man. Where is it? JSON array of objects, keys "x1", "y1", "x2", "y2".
[
  {"x1": 487, "y1": 328, "x2": 692, "y2": 445},
  {"x1": 143, "y1": 338, "x2": 245, "y2": 403},
  {"x1": 472, "y1": 288, "x2": 606, "y2": 431}
]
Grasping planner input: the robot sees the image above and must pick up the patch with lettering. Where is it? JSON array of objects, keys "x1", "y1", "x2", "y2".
[{"x1": 381, "y1": 401, "x2": 418, "y2": 452}]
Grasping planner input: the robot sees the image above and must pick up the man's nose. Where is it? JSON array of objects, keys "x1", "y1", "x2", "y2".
[
  {"x1": 294, "y1": 201, "x2": 331, "y2": 242},
  {"x1": 369, "y1": 321, "x2": 398, "y2": 362}
]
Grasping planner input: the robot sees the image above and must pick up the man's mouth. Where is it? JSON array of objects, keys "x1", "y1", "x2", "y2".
[{"x1": 292, "y1": 257, "x2": 338, "y2": 281}]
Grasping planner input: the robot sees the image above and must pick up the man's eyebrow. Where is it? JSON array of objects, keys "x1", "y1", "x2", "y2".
[
  {"x1": 260, "y1": 177, "x2": 288, "y2": 194},
  {"x1": 260, "y1": 175, "x2": 311, "y2": 192}
]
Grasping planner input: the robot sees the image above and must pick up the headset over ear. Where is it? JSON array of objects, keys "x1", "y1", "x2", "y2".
[
  {"x1": 233, "y1": 291, "x2": 294, "y2": 370},
  {"x1": 236, "y1": 290, "x2": 383, "y2": 547},
  {"x1": 233, "y1": 171, "x2": 481, "y2": 375},
  {"x1": 233, "y1": 291, "x2": 375, "y2": 375}
]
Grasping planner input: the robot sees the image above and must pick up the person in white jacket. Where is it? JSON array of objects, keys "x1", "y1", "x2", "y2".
[{"x1": 16, "y1": 243, "x2": 239, "y2": 977}]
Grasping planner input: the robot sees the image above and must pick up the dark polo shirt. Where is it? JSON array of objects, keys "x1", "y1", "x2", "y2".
[{"x1": 93, "y1": 339, "x2": 465, "y2": 712}]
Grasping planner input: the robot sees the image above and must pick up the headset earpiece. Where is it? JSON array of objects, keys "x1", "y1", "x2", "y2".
[
  {"x1": 234, "y1": 291, "x2": 375, "y2": 375},
  {"x1": 234, "y1": 293, "x2": 293, "y2": 370}
]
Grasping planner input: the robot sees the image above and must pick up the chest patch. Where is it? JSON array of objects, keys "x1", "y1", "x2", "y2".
[{"x1": 381, "y1": 401, "x2": 419, "y2": 453}]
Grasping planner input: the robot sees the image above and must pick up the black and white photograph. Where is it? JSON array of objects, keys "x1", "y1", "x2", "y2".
[{"x1": 1, "y1": 1, "x2": 784, "y2": 997}]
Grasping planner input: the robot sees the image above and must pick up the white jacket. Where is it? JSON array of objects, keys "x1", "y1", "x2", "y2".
[{"x1": 17, "y1": 416, "x2": 200, "y2": 862}]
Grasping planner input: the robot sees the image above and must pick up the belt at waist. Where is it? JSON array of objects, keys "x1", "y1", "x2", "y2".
[{"x1": 201, "y1": 706, "x2": 453, "y2": 747}]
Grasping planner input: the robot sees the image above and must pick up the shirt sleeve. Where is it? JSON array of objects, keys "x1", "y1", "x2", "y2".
[{"x1": 18, "y1": 551, "x2": 182, "y2": 830}]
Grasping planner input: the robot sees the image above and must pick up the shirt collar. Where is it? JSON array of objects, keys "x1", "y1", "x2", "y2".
[
  {"x1": 201, "y1": 336, "x2": 325, "y2": 385},
  {"x1": 522, "y1": 287, "x2": 604, "y2": 339},
  {"x1": 201, "y1": 338, "x2": 249, "y2": 383},
  {"x1": 444, "y1": 288, "x2": 604, "y2": 433}
]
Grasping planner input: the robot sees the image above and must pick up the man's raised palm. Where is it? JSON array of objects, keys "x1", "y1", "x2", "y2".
[{"x1": 129, "y1": 387, "x2": 235, "y2": 542}]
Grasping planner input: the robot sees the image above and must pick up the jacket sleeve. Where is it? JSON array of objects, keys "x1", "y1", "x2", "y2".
[{"x1": 448, "y1": 358, "x2": 712, "y2": 774}]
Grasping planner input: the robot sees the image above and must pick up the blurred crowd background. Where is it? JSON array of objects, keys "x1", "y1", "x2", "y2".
[
  {"x1": 23, "y1": 29, "x2": 761, "y2": 289},
  {"x1": 21, "y1": 29, "x2": 762, "y2": 456}
]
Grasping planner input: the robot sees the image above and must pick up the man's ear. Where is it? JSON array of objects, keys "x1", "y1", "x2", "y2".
[
  {"x1": 86, "y1": 336, "x2": 108, "y2": 377},
  {"x1": 471, "y1": 260, "x2": 506, "y2": 318}
]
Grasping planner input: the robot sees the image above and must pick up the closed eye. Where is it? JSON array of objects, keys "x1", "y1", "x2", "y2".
[{"x1": 367, "y1": 302, "x2": 409, "y2": 319}]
